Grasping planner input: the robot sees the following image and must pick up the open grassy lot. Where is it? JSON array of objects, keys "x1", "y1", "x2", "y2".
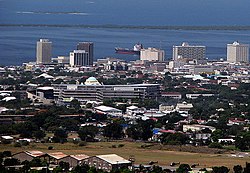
[{"x1": 0, "y1": 141, "x2": 249, "y2": 169}]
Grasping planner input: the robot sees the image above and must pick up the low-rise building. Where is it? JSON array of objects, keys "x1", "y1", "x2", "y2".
[
  {"x1": 176, "y1": 102, "x2": 193, "y2": 112},
  {"x1": 84, "y1": 154, "x2": 131, "y2": 172},
  {"x1": 161, "y1": 92, "x2": 182, "y2": 99},
  {"x1": 47, "y1": 152, "x2": 68, "y2": 165},
  {"x1": 94, "y1": 105, "x2": 123, "y2": 117},
  {"x1": 159, "y1": 104, "x2": 175, "y2": 112},
  {"x1": 60, "y1": 154, "x2": 89, "y2": 167},
  {"x1": 12, "y1": 151, "x2": 46, "y2": 162},
  {"x1": 186, "y1": 93, "x2": 215, "y2": 99},
  {"x1": 126, "y1": 106, "x2": 145, "y2": 116},
  {"x1": 183, "y1": 124, "x2": 216, "y2": 133}
]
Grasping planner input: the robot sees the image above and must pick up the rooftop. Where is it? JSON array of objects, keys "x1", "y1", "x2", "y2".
[
  {"x1": 70, "y1": 154, "x2": 89, "y2": 161},
  {"x1": 95, "y1": 105, "x2": 122, "y2": 112},
  {"x1": 25, "y1": 151, "x2": 46, "y2": 157},
  {"x1": 47, "y1": 152, "x2": 68, "y2": 160},
  {"x1": 96, "y1": 154, "x2": 130, "y2": 164}
]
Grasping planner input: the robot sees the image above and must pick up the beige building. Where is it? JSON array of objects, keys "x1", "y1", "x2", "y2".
[
  {"x1": 140, "y1": 48, "x2": 164, "y2": 61},
  {"x1": 173, "y1": 42, "x2": 206, "y2": 60},
  {"x1": 36, "y1": 39, "x2": 52, "y2": 64},
  {"x1": 183, "y1": 124, "x2": 216, "y2": 133},
  {"x1": 227, "y1": 41, "x2": 249, "y2": 63}
]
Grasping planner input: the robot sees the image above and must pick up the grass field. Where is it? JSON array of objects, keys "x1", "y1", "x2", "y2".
[{"x1": 0, "y1": 141, "x2": 249, "y2": 169}]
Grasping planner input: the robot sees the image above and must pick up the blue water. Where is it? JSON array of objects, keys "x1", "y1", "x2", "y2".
[
  {"x1": 1, "y1": 0, "x2": 250, "y2": 26},
  {"x1": 1, "y1": 27, "x2": 250, "y2": 65},
  {"x1": 1, "y1": 0, "x2": 250, "y2": 65}
]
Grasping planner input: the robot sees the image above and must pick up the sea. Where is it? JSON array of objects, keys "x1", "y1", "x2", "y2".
[{"x1": 1, "y1": 0, "x2": 250, "y2": 66}]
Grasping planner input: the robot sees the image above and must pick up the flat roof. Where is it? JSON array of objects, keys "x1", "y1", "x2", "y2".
[
  {"x1": 96, "y1": 154, "x2": 130, "y2": 164},
  {"x1": 95, "y1": 105, "x2": 122, "y2": 112}
]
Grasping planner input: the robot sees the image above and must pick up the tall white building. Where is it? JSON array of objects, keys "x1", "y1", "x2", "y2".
[
  {"x1": 70, "y1": 50, "x2": 90, "y2": 67},
  {"x1": 140, "y1": 48, "x2": 164, "y2": 61},
  {"x1": 227, "y1": 41, "x2": 249, "y2": 63},
  {"x1": 173, "y1": 42, "x2": 206, "y2": 60},
  {"x1": 36, "y1": 39, "x2": 52, "y2": 64}
]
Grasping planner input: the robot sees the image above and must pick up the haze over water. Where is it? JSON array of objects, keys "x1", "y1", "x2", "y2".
[{"x1": 0, "y1": 0, "x2": 250, "y2": 65}]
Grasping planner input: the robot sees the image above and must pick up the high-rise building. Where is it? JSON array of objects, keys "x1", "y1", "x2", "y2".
[
  {"x1": 227, "y1": 41, "x2": 249, "y2": 63},
  {"x1": 77, "y1": 42, "x2": 93, "y2": 65},
  {"x1": 36, "y1": 39, "x2": 52, "y2": 64},
  {"x1": 173, "y1": 42, "x2": 206, "y2": 60},
  {"x1": 140, "y1": 48, "x2": 165, "y2": 61},
  {"x1": 70, "y1": 50, "x2": 90, "y2": 67}
]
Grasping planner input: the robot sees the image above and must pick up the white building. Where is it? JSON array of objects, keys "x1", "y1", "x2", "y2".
[
  {"x1": 36, "y1": 39, "x2": 52, "y2": 64},
  {"x1": 70, "y1": 50, "x2": 90, "y2": 67},
  {"x1": 94, "y1": 105, "x2": 123, "y2": 117},
  {"x1": 176, "y1": 102, "x2": 193, "y2": 112},
  {"x1": 56, "y1": 56, "x2": 70, "y2": 64},
  {"x1": 183, "y1": 124, "x2": 216, "y2": 133},
  {"x1": 173, "y1": 42, "x2": 206, "y2": 60},
  {"x1": 140, "y1": 48, "x2": 164, "y2": 61},
  {"x1": 186, "y1": 93, "x2": 215, "y2": 99},
  {"x1": 227, "y1": 41, "x2": 249, "y2": 63},
  {"x1": 126, "y1": 105, "x2": 144, "y2": 116}
]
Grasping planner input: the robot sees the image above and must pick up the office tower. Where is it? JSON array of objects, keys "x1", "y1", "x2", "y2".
[
  {"x1": 36, "y1": 39, "x2": 52, "y2": 64},
  {"x1": 173, "y1": 42, "x2": 206, "y2": 60},
  {"x1": 227, "y1": 41, "x2": 249, "y2": 63},
  {"x1": 70, "y1": 50, "x2": 90, "y2": 67},
  {"x1": 77, "y1": 42, "x2": 94, "y2": 65},
  {"x1": 140, "y1": 48, "x2": 165, "y2": 61}
]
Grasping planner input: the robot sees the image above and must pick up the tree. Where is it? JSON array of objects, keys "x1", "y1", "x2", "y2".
[
  {"x1": 211, "y1": 129, "x2": 224, "y2": 142},
  {"x1": 70, "y1": 99, "x2": 81, "y2": 110},
  {"x1": 212, "y1": 166, "x2": 230, "y2": 173},
  {"x1": 72, "y1": 164, "x2": 90, "y2": 173},
  {"x1": 53, "y1": 128, "x2": 68, "y2": 143},
  {"x1": 160, "y1": 133, "x2": 189, "y2": 145},
  {"x1": 127, "y1": 120, "x2": 153, "y2": 141},
  {"x1": 176, "y1": 164, "x2": 191, "y2": 173},
  {"x1": 78, "y1": 125, "x2": 99, "y2": 141},
  {"x1": 33, "y1": 130, "x2": 46, "y2": 140},
  {"x1": 235, "y1": 132, "x2": 250, "y2": 151},
  {"x1": 4, "y1": 158, "x2": 20, "y2": 166},
  {"x1": 28, "y1": 158, "x2": 43, "y2": 167},
  {"x1": 103, "y1": 123, "x2": 124, "y2": 139},
  {"x1": 243, "y1": 162, "x2": 250, "y2": 173},
  {"x1": 60, "y1": 118, "x2": 80, "y2": 131},
  {"x1": 2, "y1": 151, "x2": 11, "y2": 157},
  {"x1": 59, "y1": 161, "x2": 70, "y2": 172},
  {"x1": 208, "y1": 142, "x2": 223, "y2": 149},
  {"x1": 233, "y1": 165, "x2": 243, "y2": 173}
]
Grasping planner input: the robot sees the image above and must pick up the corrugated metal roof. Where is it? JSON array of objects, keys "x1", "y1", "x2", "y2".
[
  {"x1": 25, "y1": 151, "x2": 46, "y2": 157},
  {"x1": 47, "y1": 152, "x2": 68, "y2": 160},
  {"x1": 70, "y1": 154, "x2": 89, "y2": 161},
  {"x1": 96, "y1": 154, "x2": 130, "y2": 164}
]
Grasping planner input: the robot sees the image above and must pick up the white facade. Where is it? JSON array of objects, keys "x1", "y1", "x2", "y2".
[
  {"x1": 183, "y1": 124, "x2": 216, "y2": 132},
  {"x1": 173, "y1": 42, "x2": 206, "y2": 60},
  {"x1": 94, "y1": 105, "x2": 123, "y2": 117},
  {"x1": 57, "y1": 56, "x2": 70, "y2": 64},
  {"x1": 36, "y1": 39, "x2": 52, "y2": 64},
  {"x1": 140, "y1": 48, "x2": 164, "y2": 61},
  {"x1": 227, "y1": 41, "x2": 249, "y2": 63},
  {"x1": 70, "y1": 50, "x2": 90, "y2": 67}
]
